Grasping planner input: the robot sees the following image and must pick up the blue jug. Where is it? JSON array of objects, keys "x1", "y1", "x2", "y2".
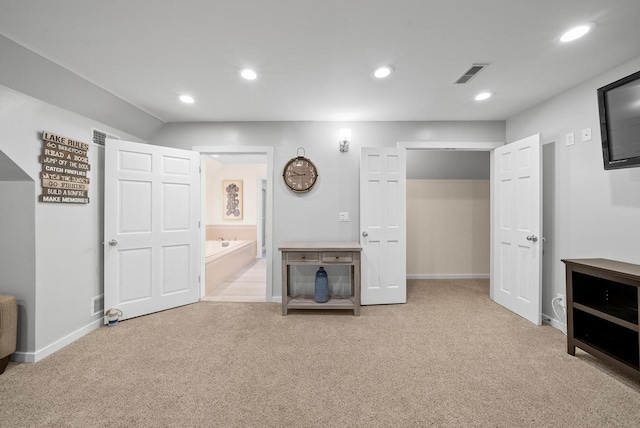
[{"x1": 314, "y1": 267, "x2": 329, "y2": 303}]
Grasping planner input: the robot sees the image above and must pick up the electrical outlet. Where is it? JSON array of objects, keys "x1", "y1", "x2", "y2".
[
  {"x1": 339, "y1": 212, "x2": 349, "y2": 222},
  {"x1": 556, "y1": 293, "x2": 566, "y2": 308},
  {"x1": 582, "y1": 128, "x2": 592, "y2": 142}
]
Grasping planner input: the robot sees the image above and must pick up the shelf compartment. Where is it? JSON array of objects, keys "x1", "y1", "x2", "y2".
[
  {"x1": 573, "y1": 308, "x2": 640, "y2": 369},
  {"x1": 573, "y1": 303, "x2": 639, "y2": 332},
  {"x1": 572, "y1": 271, "x2": 638, "y2": 324}
]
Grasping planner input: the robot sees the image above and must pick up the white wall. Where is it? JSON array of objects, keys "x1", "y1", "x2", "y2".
[
  {"x1": 0, "y1": 84, "x2": 144, "y2": 361},
  {"x1": 506, "y1": 55, "x2": 640, "y2": 320},
  {"x1": 204, "y1": 157, "x2": 267, "y2": 225},
  {"x1": 406, "y1": 180, "x2": 490, "y2": 277},
  {"x1": 152, "y1": 121, "x2": 505, "y2": 299}
]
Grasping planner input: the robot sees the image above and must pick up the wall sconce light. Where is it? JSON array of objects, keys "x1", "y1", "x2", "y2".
[{"x1": 339, "y1": 128, "x2": 351, "y2": 152}]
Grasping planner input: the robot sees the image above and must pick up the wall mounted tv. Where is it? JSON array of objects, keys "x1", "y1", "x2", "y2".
[{"x1": 597, "y1": 69, "x2": 640, "y2": 170}]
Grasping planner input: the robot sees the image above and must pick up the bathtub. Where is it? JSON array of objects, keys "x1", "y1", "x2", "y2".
[{"x1": 205, "y1": 240, "x2": 257, "y2": 295}]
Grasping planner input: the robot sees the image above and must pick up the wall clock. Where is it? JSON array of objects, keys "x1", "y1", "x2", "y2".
[{"x1": 283, "y1": 147, "x2": 318, "y2": 193}]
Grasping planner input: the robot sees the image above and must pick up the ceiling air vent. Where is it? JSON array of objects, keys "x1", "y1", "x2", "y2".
[
  {"x1": 454, "y1": 63, "x2": 488, "y2": 84},
  {"x1": 91, "y1": 128, "x2": 120, "y2": 147}
]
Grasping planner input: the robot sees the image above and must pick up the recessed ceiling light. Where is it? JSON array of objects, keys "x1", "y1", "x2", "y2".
[
  {"x1": 240, "y1": 68, "x2": 258, "y2": 80},
  {"x1": 373, "y1": 66, "x2": 393, "y2": 79},
  {"x1": 475, "y1": 92, "x2": 492, "y2": 101},
  {"x1": 560, "y1": 24, "x2": 593, "y2": 43},
  {"x1": 179, "y1": 95, "x2": 194, "y2": 104},
  {"x1": 210, "y1": 155, "x2": 219, "y2": 158}
]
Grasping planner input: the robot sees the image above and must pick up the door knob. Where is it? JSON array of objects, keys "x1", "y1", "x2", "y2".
[
  {"x1": 108, "y1": 239, "x2": 118, "y2": 246},
  {"x1": 362, "y1": 231, "x2": 368, "y2": 237},
  {"x1": 526, "y1": 235, "x2": 538, "y2": 242}
]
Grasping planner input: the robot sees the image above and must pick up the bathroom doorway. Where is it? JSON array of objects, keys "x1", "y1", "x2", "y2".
[{"x1": 194, "y1": 146, "x2": 274, "y2": 303}]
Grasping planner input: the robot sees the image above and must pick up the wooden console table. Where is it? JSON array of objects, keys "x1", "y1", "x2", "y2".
[{"x1": 279, "y1": 242, "x2": 361, "y2": 316}]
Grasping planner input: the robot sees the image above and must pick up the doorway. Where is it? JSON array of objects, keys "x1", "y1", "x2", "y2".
[
  {"x1": 405, "y1": 150, "x2": 491, "y2": 280},
  {"x1": 395, "y1": 138, "x2": 544, "y2": 325},
  {"x1": 398, "y1": 141, "x2": 502, "y2": 299},
  {"x1": 193, "y1": 146, "x2": 274, "y2": 303}
]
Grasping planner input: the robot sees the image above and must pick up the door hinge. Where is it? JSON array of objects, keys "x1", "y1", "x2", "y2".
[
  {"x1": 198, "y1": 221, "x2": 201, "y2": 228},
  {"x1": 198, "y1": 275, "x2": 201, "y2": 283}
]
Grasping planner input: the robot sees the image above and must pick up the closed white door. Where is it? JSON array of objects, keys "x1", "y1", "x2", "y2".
[
  {"x1": 360, "y1": 147, "x2": 406, "y2": 305},
  {"x1": 491, "y1": 134, "x2": 542, "y2": 325},
  {"x1": 104, "y1": 139, "x2": 200, "y2": 322}
]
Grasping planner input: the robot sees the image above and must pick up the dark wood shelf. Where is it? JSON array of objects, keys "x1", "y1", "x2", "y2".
[
  {"x1": 563, "y1": 258, "x2": 640, "y2": 381},
  {"x1": 573, "y1": 303, "x2": 639, "y2": 332}
]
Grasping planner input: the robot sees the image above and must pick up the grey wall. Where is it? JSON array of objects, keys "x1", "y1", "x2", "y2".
[
  {"x1": 0, "y1": 180, "x2": 36, "y2": 352},
  {"x1": 152, "y1": 121, "x2": 505, "y2": 299},
  {"x1": 0, "y1": 84, "x2": 144, "y2": 360},
  {"x1": 506, "y1": 55, "x2": 640, "y2": 319},
  {"x1": 0, "y1": 35, "x2": 164, "y2": 141},
  {"x1": 407, "y1": 151, "x2": 490, "y2": 179}
]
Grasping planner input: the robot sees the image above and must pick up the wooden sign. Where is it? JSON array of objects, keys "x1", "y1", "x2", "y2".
[{"x1": 39, "y1": 131, "x2": 91, "y2": 204}]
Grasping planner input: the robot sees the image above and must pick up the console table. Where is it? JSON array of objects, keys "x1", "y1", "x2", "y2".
[
  {"x1": 279, "y1": 242, "x2": 361, "y2": 316},
  {"x1": 563, "y1": 258, "x2": 640, "y2": 381}
]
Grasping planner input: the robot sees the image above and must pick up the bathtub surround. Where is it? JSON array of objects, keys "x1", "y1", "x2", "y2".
[{"x1": 206, "y1": 225, "x2": 257, "y2": 242}]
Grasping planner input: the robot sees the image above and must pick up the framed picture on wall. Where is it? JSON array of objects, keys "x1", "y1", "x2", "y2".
[{"x1": 222, "y1": 179, "x2": 243, "y2": 220}]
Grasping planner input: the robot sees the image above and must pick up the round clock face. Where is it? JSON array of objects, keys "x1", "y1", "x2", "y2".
[{"x1": 283, "y1": 156, "x2": 318, "y2": 192}]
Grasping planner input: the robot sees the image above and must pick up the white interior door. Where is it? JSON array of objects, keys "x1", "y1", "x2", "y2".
[
  {"x1": 104, "y1": 139, "x2": 200, "y2": 322},
  {"x1": 491, "y1": 134, "x2": 542, "y2": 325},
  {"x1": 360, "y1": 147, "x2": 406, "y2": 305}
]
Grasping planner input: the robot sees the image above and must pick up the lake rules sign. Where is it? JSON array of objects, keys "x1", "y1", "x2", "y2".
[{"x1": 39, "y1": 131, "x2": 91, "y2": 204}]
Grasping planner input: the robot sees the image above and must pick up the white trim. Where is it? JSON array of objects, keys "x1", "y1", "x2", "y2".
[
  {"x1": 256, "y1": 176, "x2": 266, "y2": 258},
  {"x1": 398, "y1": 141, "x2": 503, "y2": 151},
  {"x1": 397, "y1": 140, "x2": 504, "y2": 303},
  {"x1": 407, "y1": 274, "x2": 490, "y2": 280},
  {"x1": 193, "y1": 145, "x2": 274, "y2": 302},
  {"x1": 13, "y1": 318, "x2": 102, "y2": 363}
]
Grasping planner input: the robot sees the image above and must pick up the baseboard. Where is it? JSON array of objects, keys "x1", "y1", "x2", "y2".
[
  {"x1": 542, "y1": 313, "x2": 567, "y2": 335},
  {"x1": 407, "y1": 274, "x2": 490, "y2": 280},
  {"x1": 13, "y1": 318, "x2": 102, "y2": 363}
]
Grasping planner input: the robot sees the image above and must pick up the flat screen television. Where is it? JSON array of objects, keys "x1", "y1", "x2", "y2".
[{"x1": 597, "y1": 69, "x2": 640, "y2": 170}]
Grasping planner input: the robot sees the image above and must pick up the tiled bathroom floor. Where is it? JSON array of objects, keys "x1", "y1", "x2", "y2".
[{"x1": 201, "y1": 256, "x2": 267, "y2": 303}]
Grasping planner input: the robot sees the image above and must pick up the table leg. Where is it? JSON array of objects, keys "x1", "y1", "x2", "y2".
[{"x1": 282, "y1": 258, "x2": 288, "y2": 316}]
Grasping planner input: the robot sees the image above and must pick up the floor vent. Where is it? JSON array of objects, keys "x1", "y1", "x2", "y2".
[
  {"x1": 91, "y1": 294, "x2": 104, "y2": 316},
  {"x1": 91, "y1": 128, "x2": 120, "y2": 147},
  {"x1": 454, "y1": 63, "x2": 488, "y2": 84}
]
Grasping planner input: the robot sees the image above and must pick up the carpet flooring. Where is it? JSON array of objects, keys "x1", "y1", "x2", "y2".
[{"x1": 1, "y1": 279, "x2": 640, "y2": 427}]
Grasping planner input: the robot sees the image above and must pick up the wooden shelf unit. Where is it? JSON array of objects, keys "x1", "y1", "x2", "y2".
[
  {"x1": 279, "y1": 242, "x2": 361, "y2": 316},
  {"x1": 563, "y1": 258, "x2": 640, "y2": 380}
]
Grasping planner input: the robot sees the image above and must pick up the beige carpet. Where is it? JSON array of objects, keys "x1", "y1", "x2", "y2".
[{"x1": 2, "y1": 279, "x2": 640, "y2": 427}]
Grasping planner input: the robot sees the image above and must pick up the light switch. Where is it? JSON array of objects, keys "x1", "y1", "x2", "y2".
[
  {"x1": 582, "y1": 128, "x2": 592, "y2": 142},
  {"x1": 566, "y1": 132, "x2": 575, "y2": 146},
  {"x1": 339, "y1": 212, "x2": 349, "y2": 222}
]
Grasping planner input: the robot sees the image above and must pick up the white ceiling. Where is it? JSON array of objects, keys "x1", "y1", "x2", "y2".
[{"x1": 1, "y1": 0, "x2": 640, "y2": 123}]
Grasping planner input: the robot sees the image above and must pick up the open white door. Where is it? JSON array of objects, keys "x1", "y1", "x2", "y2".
[
  {"x1": 492, "y1": 134, "x2": 542, "y2": 325},
  {"x1": 360, "y1": 147, "x2": 406, "y2": 305},
  {"x1": 104, "y1": 139, "x2": 200, "y2": 322}
]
